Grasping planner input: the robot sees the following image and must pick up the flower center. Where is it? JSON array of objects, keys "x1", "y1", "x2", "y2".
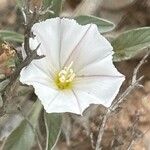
[{"x1": 55, "y1": 61, "x2": 75, "y2": 90}]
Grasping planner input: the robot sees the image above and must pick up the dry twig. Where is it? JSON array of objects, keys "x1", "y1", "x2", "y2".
[
  {"x1": 95, "y1": 50, "x2": 150, "y2": 150},
  {"x1": 90, "y1": 132, "x2": 95, "y2": 149},
  {"x1": 0, "y1": 1, "x2": 44, "y2": 117},
  {"x1": 132, "y1": 50, "x2": 150, "y2": 85}
]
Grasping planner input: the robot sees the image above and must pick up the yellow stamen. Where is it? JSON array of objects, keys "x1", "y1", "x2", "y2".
[{"x1": 55, "y1": 61, "x2": 75, "y2": 90}]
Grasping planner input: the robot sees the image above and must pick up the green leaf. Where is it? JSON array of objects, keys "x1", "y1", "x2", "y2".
[
  {"x1": 0, "y1": 79, "x2": 9, "y2": 92},
  {"x1": 43, "y1": 0, "x2": 62, "y2": 17},
  {"x1": 3, "y1": 100, "x2": 42, "y2": 150},
  {"x1": 44, "y1": 112, "x2": 61, "y2": 150},
  {"x1": 112, "y1": 27, "x2": 150, "y2": 62},
  {"x1": 43, "y1": 0, "x2": 53, "y2": 8},
  {"x1": 74, "y1": 15, "x2": 115, "y2": 33},
  {"x1": 52, "y1": 0, "x2": 62, "y2": 17},
  {"x1": 0, "y1": 30, "x2": 24, "y2": 43},
  {"x1": 16, "y1": 0, "x2": 25, "y2": 8}
]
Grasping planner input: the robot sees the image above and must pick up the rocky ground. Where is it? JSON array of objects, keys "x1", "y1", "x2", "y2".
[{"x1": 0, "y1": 0, "x2": 150, "y2": 150}]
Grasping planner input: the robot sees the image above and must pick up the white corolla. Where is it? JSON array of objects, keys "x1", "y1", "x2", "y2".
[{"x1": 20, "y1": 18, "x2": 125, "y2": 115}]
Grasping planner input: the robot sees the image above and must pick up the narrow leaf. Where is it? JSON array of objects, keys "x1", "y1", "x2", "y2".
[
  {"x1": 112, "y1": 27, "x2": 150, "y2": 61},
  {"x1": 44, "y1": 112, "x2": 61, "y2": 150},
  {"x1": 0, "y1": 79, "x2": 9, "y2": 92},
  {"x1": 74, "y1": 15, "x2": 115, "y2": 33},
  {"x1": 0, "y1": 30, "x2": 24, "y2": 43},
  {"x1": 3, "y1": 100, "x2": 42, "y2": 150}
]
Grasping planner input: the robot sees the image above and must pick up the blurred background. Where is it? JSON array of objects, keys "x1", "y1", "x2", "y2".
[{"x1": 0, "y1": 0, "x2": 150, "y2": 150}]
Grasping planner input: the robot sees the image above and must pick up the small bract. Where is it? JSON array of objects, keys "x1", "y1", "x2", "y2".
[{"x1": 20, "y1": 18, "x2": 125, "y2": 115}]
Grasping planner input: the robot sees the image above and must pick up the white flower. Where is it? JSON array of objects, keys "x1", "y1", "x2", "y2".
[{"x1": 20, "y1": 18, "x2": 125, "y2": 115}]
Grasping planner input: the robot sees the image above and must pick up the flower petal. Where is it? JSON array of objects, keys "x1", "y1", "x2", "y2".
[
  {"x1": 60, "y1": 19, "x2": 113, "y2": 71},
  {"x1": 72, "y1": 89, "x2": 103, "y2": 114},
  {"x1": 77, "y1": 55, "x2": 123, "y2": 77},
  {"x1": 20, "y1": 62, "x2": 60, "y2": 112},
  {"x1": 20, "y1": 18, "x2": 125, "y2": 115},
  {"x1": 45, "y1": 90, "x2": 82, "y2": 114},
  {"x1": 31, "y1": 83, "x2": 58, "y2": 111},
  {"x1": 74, "y1": 75, "x2": 125, "y2": 108},
  {"x1": 73, "y1": 49, "x2": 125, "y2": 109},
  {"x1": 20, "y1": 59, "x2": 54, "y2": 86},
  {"x1": 31, "y1": 18, "x2": 61, "y2": 70},
  {"x1": 60, "y1": 18, "x2": 91, "y2": 68}
]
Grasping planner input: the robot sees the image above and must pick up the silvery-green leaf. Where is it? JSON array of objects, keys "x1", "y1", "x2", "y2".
[
  {"x1": 75, "y1": 15, "x2": 115, "y2": 33},
  {"x1": 3, "y1": 100, "x2": 42, "y2": 150},
  {"x1": 0, "y1": 79, "x2": 9, "y2": 92},
  {"x1": 43, "y1": 0, "x2": 53, "y2": 8},
  {"x1": 51, "y1": 0, "x2": 62, "y2": 17},
  {"x1": 0, "y1": 30, "x2": 24, "y2": 43},
  {"x1": 43, "y1": 0, "x2": 62, "y2": 17},
  {"x1": 44, "y1": 112, "x2": 61, "y2": 150},
  {"x1": 112, "y1": 27, "x2": 150, "y2": 62},
  {"x1": 16, "y1": 0, "x2": 25, "y2": 8}
]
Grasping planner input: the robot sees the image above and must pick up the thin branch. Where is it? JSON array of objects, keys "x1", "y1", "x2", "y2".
[
  {"x1": 127, "y1": 140, "x2": 134, "y2": 150},
  {"x1": 132, "y1": 50, "x2": 150, "y2": 85},
  {"x1": 95, "y1": 77, "x2": 143, "y2": 150},
  {"x1": 5, "y1": 44, "x2": 44, "y2": 93},
  {"x1": 0, "y1": 0, "x2": 44, "y2": 117},
  {"x1": 95, "y1": 50, "x2": 150, "y2": 150},
  {"x1": 23, "y1": 7, "x2": 39, "y2": 56},
  {"x1": 90, "y1": 132, "x2": 95, "y2": 149},
  {"x1": 95, "y1": 110, "x2": 110, "y2": 150},
  {"x1": 21, "y1": 8, "x2": 27, "y2": 24},
  {"x1": 111, "y1": 76, "x2": 143, "y2": 111},
  {"x1": 39, "y1": 6, "x2": 54, "y2": 16}
]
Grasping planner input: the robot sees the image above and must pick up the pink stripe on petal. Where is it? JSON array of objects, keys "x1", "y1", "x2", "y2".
[
  {"x1": 62, "y1": 24, "x2": 92, "y2": 68},
  {"x1": 76, "y1": 75, "x2": 124, "y2": 79}
]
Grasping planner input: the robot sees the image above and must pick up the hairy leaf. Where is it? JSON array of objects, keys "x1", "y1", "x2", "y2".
[
  {"x1": 16, "y1": 0, "x2": 25, "y2": 8},
  {"x1": 75, "y1": 15, "x2": 115, "y2": 33},
  {"x1": 43, "y1": 0, "x2": 62, "y2": 17},
  {"x1": 51, "y1": 0, "x2": 62, "y2": 17},
  {"x1": 43, "y1": 0, "x2": 53, "y2": 8},
  {"x1": 0, "y1": 30, "x2": 24, "y2": 43},
  {"x1": 112, "y1": 27, "x2": 150, "y2": 61},
  {"x1": 44, "y1": 112, "x2": 61, "y2": 150},
  {"x1": 0, "y1": 79, "x2": 9, "y2": 92},
  {"x1": 3, "y1": 100, "x2": 42, "y2": 150}
]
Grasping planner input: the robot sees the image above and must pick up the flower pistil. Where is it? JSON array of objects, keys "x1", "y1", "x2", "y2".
[{"x1": 55, "y1": 61, "x2": 75, "y2": 90}]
